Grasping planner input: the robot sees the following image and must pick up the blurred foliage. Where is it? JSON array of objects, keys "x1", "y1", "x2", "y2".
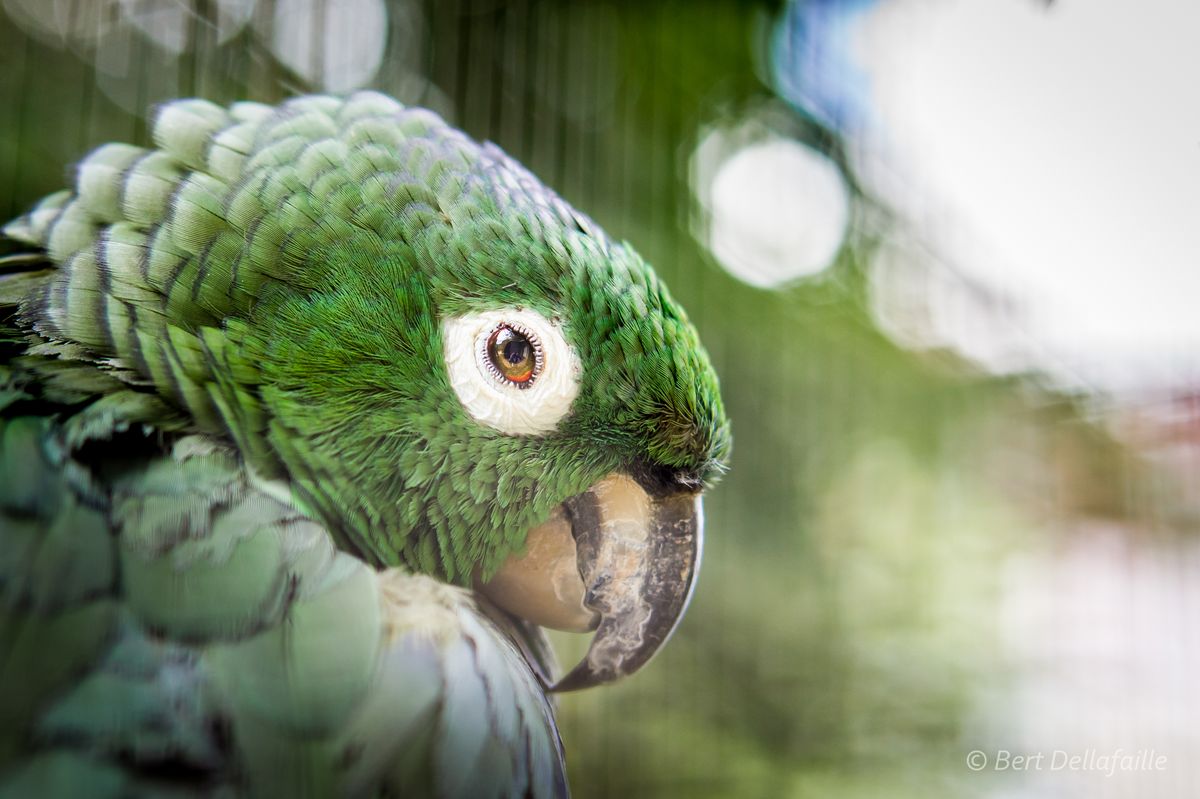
[{"x1": 0, "y1": 2, "x2": 1168, "y2": 798}]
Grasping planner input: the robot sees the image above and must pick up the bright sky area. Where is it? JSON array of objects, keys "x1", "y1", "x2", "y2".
[{"x1": 855, "y1": 0, "x2": 1200, "y2": 390}]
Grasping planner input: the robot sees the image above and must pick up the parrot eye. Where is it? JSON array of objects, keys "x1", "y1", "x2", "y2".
[
  {"x1": 442, "y1": 308, "x2": 581, "y2": 436},
  {"x1": 485, "y1": 324, "x2": 542, "y2": 387}
]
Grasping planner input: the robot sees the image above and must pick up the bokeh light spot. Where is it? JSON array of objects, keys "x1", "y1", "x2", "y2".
[
  {"x1": 695, "y1": 132, "x2": 850, "y2": 289},
  {"x1": 263, "y1": 0, "x2": 388, "y2": 92}
]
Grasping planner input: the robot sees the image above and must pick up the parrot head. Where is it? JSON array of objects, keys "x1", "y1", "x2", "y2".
[
  {"x1": 9, "y1": 93, "x2": 731, "y2": 691},
  {"x1": 258, "y1": 129, "x2": 731, "y2": 690}
]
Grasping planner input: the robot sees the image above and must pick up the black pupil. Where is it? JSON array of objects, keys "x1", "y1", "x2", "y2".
[{"x1": 502, "y1": 336, "x2": 530, "y2": 365}]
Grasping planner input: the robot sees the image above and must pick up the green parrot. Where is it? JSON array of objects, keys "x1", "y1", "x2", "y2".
[{"x1": 0, "y1": 92, "x2": 729, "y2": 798}]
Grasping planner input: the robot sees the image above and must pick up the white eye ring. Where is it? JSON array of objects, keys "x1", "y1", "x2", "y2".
[{"x1": 442, "y1": 308, "x2": 581, "y2": 436}]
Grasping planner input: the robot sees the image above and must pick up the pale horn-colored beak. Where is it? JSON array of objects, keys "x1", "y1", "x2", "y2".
[{"x1": 477, "y1": 473, "x2": 704, "y2": 692}]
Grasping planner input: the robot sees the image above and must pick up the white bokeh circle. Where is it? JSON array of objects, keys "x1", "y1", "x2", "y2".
[{"x1": 708, "y1": 136, "x2": 849, "y2": 287}]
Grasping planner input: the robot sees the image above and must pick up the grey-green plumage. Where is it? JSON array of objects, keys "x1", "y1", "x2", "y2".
[{"x1": 0, "y1": 395, "x2": 564, "y2": 797}]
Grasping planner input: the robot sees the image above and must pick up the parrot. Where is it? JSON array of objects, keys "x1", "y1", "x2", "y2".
[{"x1": 0, "y1": 91, "x2": 730, "y2": 798}]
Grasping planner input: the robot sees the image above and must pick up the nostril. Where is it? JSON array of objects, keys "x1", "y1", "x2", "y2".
[{"x1": 632, "y1": 458, "x2": 702, "y2": 496}]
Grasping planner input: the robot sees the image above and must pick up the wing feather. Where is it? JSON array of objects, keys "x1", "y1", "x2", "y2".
[{"x1": 0, "y1": 413, "x2": 566, "y2": 797}]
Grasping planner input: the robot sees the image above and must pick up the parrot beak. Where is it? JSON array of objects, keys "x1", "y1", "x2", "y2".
[
  {"x1": 552, "y1": 474, "x2": 704, "y2": 692},
  {"x1": 477, "y1": 472, "x2": 704, "y2": 693}
]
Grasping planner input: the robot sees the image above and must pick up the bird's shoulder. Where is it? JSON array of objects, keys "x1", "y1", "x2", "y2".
[{"x1": 0, "y1": 398, "x2": 566, "y2": 798}]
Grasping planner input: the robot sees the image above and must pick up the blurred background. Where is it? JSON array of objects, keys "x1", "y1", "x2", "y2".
[{"x1": 1, "y1": 1, "x2": 1197, "y2": 797}]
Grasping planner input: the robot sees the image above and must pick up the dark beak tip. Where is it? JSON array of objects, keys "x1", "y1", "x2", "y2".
[{"x1": 548, "y1": 665, "x2": 605, "y2": 694}]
